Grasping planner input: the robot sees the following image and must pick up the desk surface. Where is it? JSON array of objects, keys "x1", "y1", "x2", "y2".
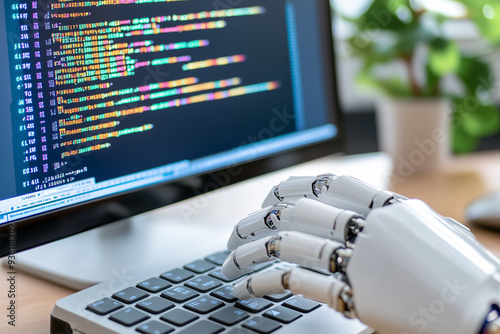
[{"x1": 3, "y1": 151, "x2": 500, "y2": 334}]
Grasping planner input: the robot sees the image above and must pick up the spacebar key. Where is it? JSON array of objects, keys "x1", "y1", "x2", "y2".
[{"x1": 177, "y1": 320, "x2": 224, "y2": 334}]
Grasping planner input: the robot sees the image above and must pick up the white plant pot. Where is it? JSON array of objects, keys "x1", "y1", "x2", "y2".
[{"x1": 375, "y1": 98, "x2": 451, "y2": 178}]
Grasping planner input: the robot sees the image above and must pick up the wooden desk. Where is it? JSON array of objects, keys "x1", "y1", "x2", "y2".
[
  {"x1": 3, "y1": 151, "x2": 500, "y2": 334},
  {"x1": 390, "y1": 150, "x2": 500, "y2": 257}
]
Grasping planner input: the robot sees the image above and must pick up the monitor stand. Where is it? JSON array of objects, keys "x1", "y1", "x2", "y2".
[
  {"x1": 8, "y1": 152, "x2": 392, "y2": 291},
  {"x1": 14, "y1": 211, "x2": 233, "y2": 290}
]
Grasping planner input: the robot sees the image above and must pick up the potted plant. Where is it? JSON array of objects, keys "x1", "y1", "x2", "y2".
[{"x1": 333, "y1": 0, "x2": 500, "y2": 174}]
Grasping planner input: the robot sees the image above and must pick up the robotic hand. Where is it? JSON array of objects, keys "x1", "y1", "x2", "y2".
[{"x1": 221, "y1": 174, "x2": 500, "y2": 334}]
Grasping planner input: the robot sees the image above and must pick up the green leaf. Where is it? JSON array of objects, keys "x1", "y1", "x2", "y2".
[
  {"x1": 456, "y1": 57, "x2": 492, "y2": 97},
  {"x1": 452, "y1": 124, "x2": 479, "y2": 154},
  {"x1": 450, "y1": 97, "x2": 500, "y2": 153},
  {"x1": 355, "y1": 66, "x2": 386, "y2": 93},
  {"x1": 460, "y1": 0, "x2": 500, "y2": 44},
  {"x1": 395, "y1": 22, "x2": 437, "y2": 55},
  {"x1": 346, "y1": 35, "x2": 397, "y2": 64},
  {"x1": 428, "y1": 39, "x2": 461, "y2": 76},
  {"x1": 462, "y1": 104, "x2": 500, "y2": 137},
  {"x1": 355, "y1": 66, "x2": 378, "y2": 88},
  {"x1": 378, "y1": 77, "x2": 412, "y2": 97},
  {"x1": 356, "y1": 0, "x2": 413, "y2": 32},
  {"x1": 355, "y1": 66, "x2": 411, "y2": 97}
]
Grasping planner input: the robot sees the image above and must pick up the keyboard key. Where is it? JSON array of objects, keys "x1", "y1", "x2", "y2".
[
  {"x1": 184, "y1": 276, "x2": 223, "y2": 292},
  {"x1": 184, "y1": 260, "x2": 216, "y2": 274},
  {"x1": 160, "y1": 309, "x2": 199, "y2": 326},
  {"x1": 86, "y1": 297, "x2": 123, "y2": 315},
  {"x1": 176, "y1": 320, "x2": 224, "y2": 334},
  {"x1": 109, "y1": 307, "x2": 150, "y2": 326},
  {"x1": 136, "y1": 296, "x2": 175, "y2": 314},
  {"x1": 209, "y1": 306, "x2": 250, "y2": 325},
  {"x1": 160, "y1": 268, "x2": 194, "y2": 283},
  {"x1": 209, "y1": 270, "x2": 244, "y2": 282},
  {"x1": 137, "y1": 277, "x2": 172, "y2": 293},
  {"x1": 136, "y1": 320, "x2": 175, "y2": 334},
  {"x1": 161, "y1": 286, "x2": 199, "y2": 303},
  {"x1": 112, "y1": 287, "x2": 149, "y2": 304},
  {"x1": 242, "y1": 316, "x2": 282, "y2": 334},
  {"x1": 264, "y1": 291, "x2": 292, "y2": 302},
  {"x1": 283, "y1": 296, "x2": 321, "y2": 313},
  {"x1": 184, "y1": 296, "x2": 224, "y2": 314},
  {"x1": 210, "y1": 285, "x2": 238, "y2": 302},
  {"x1": 263, "y1": 305, "x2": 302, "y2": 323},
  {"x1": 205, "y1": 250, "x2": 231, "y2": 265},
  {"x1": 236, "y1": 298, "x2": 273, "y2": 313}
]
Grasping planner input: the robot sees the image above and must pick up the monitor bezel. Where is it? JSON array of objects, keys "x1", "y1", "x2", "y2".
[{"x1": 0, "y1": 0, "x2": 344, "y2": 256}]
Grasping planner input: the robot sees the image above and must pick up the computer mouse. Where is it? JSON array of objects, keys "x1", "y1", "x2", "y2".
[{"x1": 466, "y1": 190, "x2": 500, "y2": 229}]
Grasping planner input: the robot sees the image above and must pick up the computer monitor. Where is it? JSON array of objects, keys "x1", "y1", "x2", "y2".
[{"x1": 0, "y1": 0, "x2": 342, "y2": 287}]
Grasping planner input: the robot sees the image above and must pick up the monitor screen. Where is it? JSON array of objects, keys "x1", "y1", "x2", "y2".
[{"x1": 0, "y1": 0, "x2": 342, "y2": 256}]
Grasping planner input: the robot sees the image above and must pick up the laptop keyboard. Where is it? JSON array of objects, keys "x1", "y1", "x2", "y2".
[{"x1": 84, "y1": 250, "x2": 321, "y2": 334}]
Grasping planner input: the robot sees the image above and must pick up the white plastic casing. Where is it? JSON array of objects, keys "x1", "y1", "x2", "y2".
[
  {"x1": 320, "y1": 176, "x2": 394, "y2": 216},
  {"x1": 227, "y1": 206, "x2": 275, "y2": 250},
  {"x1": 223, "y1": 238, "x2": 272, "y2": 278},
  {"x1": 223, "y1": 231, "x2": 344, "y2": 279},
  {"x1": 228, "y1": 198, "x2": 362, "y2": 250},
  {"x1": 286, "y1": 267, "x2": 348, "y2": 312},
  {"x1": 236, "y1": 206, "x2": 274, "y2": 238},
  {"x1": 347, "y1": 199, "x2": 500, "y2": 334},
  {"x1": 278, "y1": 198, "x2": 357, "y2": 244},
  {"x1": 262, "y1": 175, "x2": 396, "y2": 216},
  {"x1": 262, "y1": 176, "x2": 319, "y2": 206},
  {"x1": 233, "y1": 267, "x2": 348, "y2": 313},
  {"x1": 233, "y1": 270, "x2": 288, "y2": 299},
  {"x1": 277, "y1": 231, "x2": 343, "y2": 270}
]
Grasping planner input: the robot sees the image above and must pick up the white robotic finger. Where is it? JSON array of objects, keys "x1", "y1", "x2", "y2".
[
  {"x1": 232, "y1": 269, "x2": 289, "y2": 299},
  {"x1": 227, "y1": 198, "x2": 365, "y2": 250},
  {"x1": 262, "y1": 175, "x2": 323, "y2": 206},
  {"x1": 233, "y1": 267, "x2": 352, "y2": 315},
  {"x1": 319, "y1": 175, "x2": 399, "y2": 215},
  {"x1": 262, "y1": 174, "x2": 401, "y2": 216},
  {"x1": 279, "y1": 198, "x2": 365, "y2": 247},
  {"x1": 223, "y1": 231, "x2": 349, "y2": 279},
  {"x1": 222, "y1": 236, "x2": 275, "y2": 279},
  {"x1": 227, "y1": 205, "x2": 281, "y2": 250}
]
